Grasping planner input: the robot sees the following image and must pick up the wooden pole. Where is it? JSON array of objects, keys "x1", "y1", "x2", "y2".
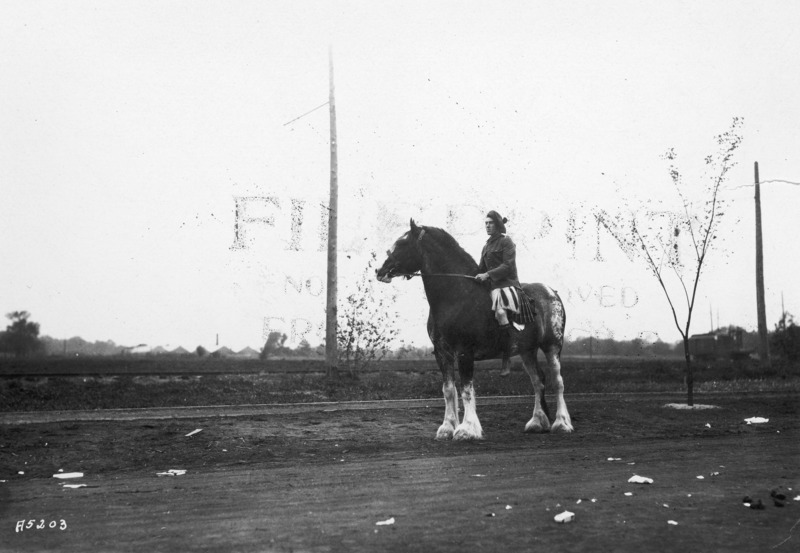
[
  {"x1": 754, "y1": 162, "x2": 771, "y2": 368},
  {"x1": 325, "y1": 47, "x2": 339, "y2": 378}
]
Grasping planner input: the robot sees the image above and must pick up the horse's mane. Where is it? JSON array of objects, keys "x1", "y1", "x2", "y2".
[{"x1": 421, "y1": 226, "x2": 479, "y2": 271}]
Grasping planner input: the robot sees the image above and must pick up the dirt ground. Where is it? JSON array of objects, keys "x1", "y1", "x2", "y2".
[{"x1": 1, "y1": 392, "x2": 798, "y2": 552}]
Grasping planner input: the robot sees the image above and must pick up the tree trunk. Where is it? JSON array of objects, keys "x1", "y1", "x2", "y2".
[{"x1": 682, "y1": 337, "x2": 694, "y2": 406}]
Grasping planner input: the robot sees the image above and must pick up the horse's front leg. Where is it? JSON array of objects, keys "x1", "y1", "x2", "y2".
[
  {"x1": 435, "y1": 348, "x2": 459, "y2": 440},
  {"x1": 453, "y1": 350, "x2": 484, "y2": 441}
]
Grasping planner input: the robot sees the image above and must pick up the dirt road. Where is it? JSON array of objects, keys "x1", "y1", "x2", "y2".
[{"x1": 1, "y1": 392, "x2": 798, "y2": 552}]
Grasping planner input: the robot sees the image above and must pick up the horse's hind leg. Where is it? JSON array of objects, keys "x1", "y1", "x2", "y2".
[
  {"x1": 521, "y1": 350, "x2": 551, "y2": 433},
  {"x1": 544, "y1": 347, "x2": 573, "y2": 433},
  {"x1": 435, "y1": 347, "x2": 459, "y2": 440}
]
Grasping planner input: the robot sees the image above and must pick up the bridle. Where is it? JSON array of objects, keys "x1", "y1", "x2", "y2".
[{"x1": 383, "y1": 227, "x2": 478, "y2": 281}]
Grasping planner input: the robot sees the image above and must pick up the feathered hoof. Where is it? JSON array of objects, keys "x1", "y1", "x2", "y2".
[
  {"x1": 524, "y1": 413, "x2": 551, "y2": 433},
  {"x1": 453, "y1": 421, "x2": 484, "y2": 441},
  {"x1": 435, "y1": 424, "x2": 455, "y2": 441},
  {"x1": 551, "y1": 417, "x2": 574, "y2": 433}
]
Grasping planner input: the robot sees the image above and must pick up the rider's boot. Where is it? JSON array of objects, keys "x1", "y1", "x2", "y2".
[{"x1": 499, "y1": 324, "x2": 513, "y2": 377}]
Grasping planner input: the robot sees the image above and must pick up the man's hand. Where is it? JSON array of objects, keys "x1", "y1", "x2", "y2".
[{"x1": 475, "y1": 273, "x2": 490, "y2": 282}]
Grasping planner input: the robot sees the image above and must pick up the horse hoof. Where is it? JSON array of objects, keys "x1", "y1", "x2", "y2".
[
  {"x1": 524, "y1": 416, "x2": 551, "y2": 433},
  {"x1": 453, "y1": 423, "x2": 483, "y2": 441},
  {"x1": 436, "y1": 426, "x2": 455, "y2": 440},
  {"x1": 551, "y1": 419, "x2": 574, "y2": 433}
]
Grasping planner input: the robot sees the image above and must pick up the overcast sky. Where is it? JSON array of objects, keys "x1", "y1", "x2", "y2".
[{"x1": 1, "y1": 1, "x2": 798, "y2": 350}]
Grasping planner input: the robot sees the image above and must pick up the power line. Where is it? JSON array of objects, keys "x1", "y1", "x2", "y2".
[{"x1": 283, "y1": 101, "x2": 329, "y2": 127}]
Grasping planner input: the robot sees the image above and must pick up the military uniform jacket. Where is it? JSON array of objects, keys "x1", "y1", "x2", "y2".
[{"x1": 478, "y1": 234, "x2": 521, "y2": 290}]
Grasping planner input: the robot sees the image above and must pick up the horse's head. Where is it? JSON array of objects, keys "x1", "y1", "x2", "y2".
[{"x1": 376, "y1": 219, "x2": 425, "y2": 283}]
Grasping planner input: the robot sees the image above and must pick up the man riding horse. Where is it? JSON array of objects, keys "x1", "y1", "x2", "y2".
[{"x1": 475, "y1": 210, "x2": 526, "y2": 376}]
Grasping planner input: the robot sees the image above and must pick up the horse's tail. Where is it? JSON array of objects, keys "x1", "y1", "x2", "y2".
[{"x1": 552, "y1": 289, "x2": 566, "y2": 358}]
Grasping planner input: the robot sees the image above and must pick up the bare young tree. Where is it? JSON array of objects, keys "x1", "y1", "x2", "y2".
[{"x1": 626, "y1": 117, "x2": 744, "y2": 405}]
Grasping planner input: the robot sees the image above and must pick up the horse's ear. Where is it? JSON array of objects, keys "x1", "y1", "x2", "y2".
[{"x1": 410, "y1": 218, "x2": 420, "y2": 236}]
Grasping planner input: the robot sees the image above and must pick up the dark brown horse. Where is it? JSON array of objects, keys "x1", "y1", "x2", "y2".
[{"x1": 376, "y1": 220, "x2": 573, "y2": 440}]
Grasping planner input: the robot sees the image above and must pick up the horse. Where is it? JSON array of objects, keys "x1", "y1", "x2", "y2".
[{"x1": 376, "y1": 219, "x2": 573, "y2": 440}]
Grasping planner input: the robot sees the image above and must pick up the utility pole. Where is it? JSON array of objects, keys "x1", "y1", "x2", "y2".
[
  {"x1": 325, "y1": 46, "x2": 339, "y2": 378},
  {"x1": 754, "y1": 162, "x2": 771, "y2": 369}
]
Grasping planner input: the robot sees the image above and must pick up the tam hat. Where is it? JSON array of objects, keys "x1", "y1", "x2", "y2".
[{"x1": 486, "y1": 210, "x2": 507, "y2": 234}]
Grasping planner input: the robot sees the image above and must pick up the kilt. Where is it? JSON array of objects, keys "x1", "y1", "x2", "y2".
[{"x1": 490, "y1": 286, "x2": 536, "y2": 324}]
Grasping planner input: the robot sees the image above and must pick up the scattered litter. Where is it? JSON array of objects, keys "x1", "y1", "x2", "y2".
[
  {"x1": 624, "y1": 492, "x2": 633, "y2": 496},
  {"x1": 554, "y1": 511, "x2": 575, "y2": 523},
  {"x1": 1, "y1": 480, "x2": 6, "y2": 483},
  {"x1": 472, "y1": 474, "x2": 486, "y2": 477},
  {"x1": 505, "y1": 505, "x2": 512, "y2": 510},
  {"x1": 62, "y1": 484, "x2": 86, "y2": 489},
  {"x1": 591, "y1": 498, "x2": 597, "y2": 503},
  {"x1": 576, "y1": 499, "x2": 582, "y2": 504},
  {"x1": 710, "y1": 472, "x2": 720, "y2": 476},
  {"x1": 628, "y1": 475, "x2": 654, "y2": 484},
  {"x1": 58, "y1": 469, "x2": 64, "y2": 473},
  {"x1": 705, "y1": 423, "x2": 711, "y2": 428},
  {"x1": 697, "y1": 476, "x2": 705, "y2": 480},
  {"x1": 627, "y1": 462, "x2": 636, "y2": 465},
  {"x1": 744, "y1": 417, "x2": 769, "y2": 424},
  {"x1": 664, "y1": 403, "x2": 719, "y2": 410},
  {"x1": 156, "y1": 469, "x2": 187, "y2": 477},
  {"x1": 185, "y1": 429, "x2": 203, "y2": 437},
  {"x1": 18, "y1": 471, "x2": 24, "y2": 475},
  {"x1": 607, "y1": 458, "x2": 622, "y2": 461},
  {"x1": 667, "y1": 520, "x2": 679, "y2": 526},
  {"x1": 53, "y1": 472, "x2": 84, "y2": 479},
  {"x1": 687, "y1": 494, "x2": 692, "y2": 497},
  {"x1": 663, "y1": 504, "x2": 669, "y2": 508},
  {"x1": 794, "y1": 495, "x2": 800, "y2": 502},
  {"x1": 375, "y1": 517, "x2": 395, "y2": 526}
]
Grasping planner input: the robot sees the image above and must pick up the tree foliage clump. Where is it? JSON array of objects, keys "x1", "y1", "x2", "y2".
[
  {"x1": 0, "y1": 311, "x2": 43, "y2": 357},
  {"x1": 260, "y1": 331, "x2": 289, "y2": 360},
  {"x1": 772, "y1": 312, "x2": 800, "y2": 361},
  {"x1": 337, "y1": 252, "x2": 400, "y2": 375}
]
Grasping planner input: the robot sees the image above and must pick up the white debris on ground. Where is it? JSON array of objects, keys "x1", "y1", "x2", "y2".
[
  {"x1": 156, "y1": 469, "x2": 187, "y2": 477},
  {"x1": 663, "y1": 403, "x2": 719, "y2": 410},
  {"x1": 607, "y1": 457, "x2": 622, "y2": 461},
  {"x1": 62, "y1": 484, "x2": 86, "y2": 489},
  {"x1": 744, "y1": 417, "x2": 769, "y2": 424},
  {"x1": 554, "y1": 511, "x2": 575, "y2": 523},
  {"x1": 624, "y1": 492, "x2": 633, "y2": 496},
  {"x1": 668, "y1": 520, "x2": 679, "y2": 525},
  {"x1": 705, "y1": 423, "x2": 712, "y2": 428},
  {"x1": 628, "y1": 475, "x2": 654, "y2": 484},
  {"x1": 375, "y1": 517, "x2": 395, "y2": 526},
  {"x1": 185, "y1": 429, "x2": 203, "y2": 437},
  {"x1": 505, "y1": 505, "x2": 512, "y2": 510},
  {"x1": 697, "y1": 475, "x2": 705, "y2": 479},
  {"x1": 53, "y1": 472, "x2": 84, "y2": 479}
]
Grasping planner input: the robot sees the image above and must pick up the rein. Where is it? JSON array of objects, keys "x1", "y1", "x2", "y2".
[{"x1": 398, "y1": 272, "x2": 477, "y2": 280}]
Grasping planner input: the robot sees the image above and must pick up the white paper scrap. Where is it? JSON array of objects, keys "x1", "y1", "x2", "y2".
[
  {"x1": 185, "y1": 429, "x2": 202, "y2": 437},
  {"x1": 744, "y1": 417, "x2": 769, "y2": 424},
  {"x1": 697, "y1": 475, "x2": 705, "y2": 480},
  {"x1": 156, "y1": 469, "x2": 187, "y2": 477},
  {"x1": 554, "y1": 511, "x2": 575, "y2": 523},
  {"x1": 628, "y1": 475, "x2": 654, "y2": 484},
  {"x1": 375, "y1": 517, "x2": 395, "y2": 526},
  {"x1": 607, "y1": 458, "x2": 622, "y2": 461},
  {"x1": 668, "y1": 520, "x2": 678, "y2": 526},
  {"x1": 62, "y1": 484, "x2": 87, "y2": 489},
  {"x1": 624, "y1": 492, "x2": 633, "y2": 496},
  {"x1": 53, "y1": 472, "x2": 84, "y2": 479}
]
